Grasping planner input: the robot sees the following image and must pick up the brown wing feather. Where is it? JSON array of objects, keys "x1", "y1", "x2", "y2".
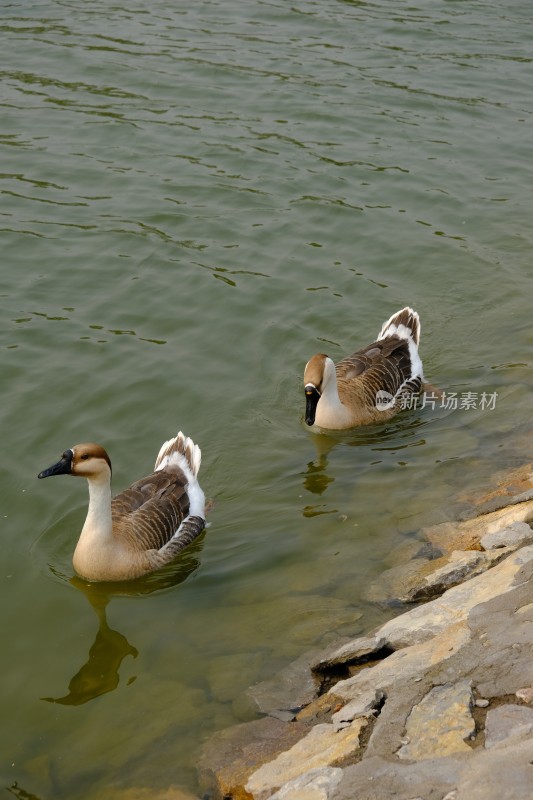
[
  {"x1": 336, "y1": 335, "x2": 419, "y2": 399},
  {"x1": 111, "y1": 468, "x2": 190, "y2": 552}
]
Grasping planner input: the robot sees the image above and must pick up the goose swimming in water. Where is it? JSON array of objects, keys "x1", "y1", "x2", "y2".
[
  {"x1": 38, "y1": 432, "x2": 206, "y2": 582},
  {"x1": 304, "y1": 306, "x2": 423, "y2": 430}
]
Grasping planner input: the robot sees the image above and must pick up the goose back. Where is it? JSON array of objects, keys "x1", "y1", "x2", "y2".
[
  {"x1": 111, "y1": 466, "x2": 190, "y2": 553},
  {"x1": 336, "y1": 334, "x2": 421, "y2": 405}
]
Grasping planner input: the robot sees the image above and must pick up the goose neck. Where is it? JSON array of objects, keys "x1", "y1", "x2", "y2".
[{"x1": 84, "y1": 473, "x2": 113, "y2": 539}]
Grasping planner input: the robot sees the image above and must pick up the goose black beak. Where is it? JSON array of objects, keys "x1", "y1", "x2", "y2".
[
  {"x1": 305, "y1": 386, "x2": 321, "y2": 426},
  {"x1": 38, "y1": 449, "x2": 73, "y2": 479}
]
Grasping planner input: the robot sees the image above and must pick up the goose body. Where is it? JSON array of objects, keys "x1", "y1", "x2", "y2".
[
  {"x1": 38, "y1": 432, "x2": 206, "y2": 582},
  {"x1": 304, "y1": 307, "x2": 423, "y2": 430}
]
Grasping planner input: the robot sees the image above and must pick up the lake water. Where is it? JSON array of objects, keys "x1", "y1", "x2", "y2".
[{"x1": 2, "y1": 0, "x2": 532, "y2": 797}]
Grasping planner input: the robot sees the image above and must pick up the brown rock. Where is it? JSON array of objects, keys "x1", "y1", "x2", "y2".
[
  {"x1": 422, "y1": 501, "x2": 533, "y2": 555},
  {"x1": 96, "y1": 789, "x2": 199, "y2": 800},
  {"x1": 295, "y1": 692, "x2": 344, "y2": 723},
  {"x1": 515, "y1": 687, "x2": 533, "y2": 704},
  {"x1": 459, "y1": 463, "x2": 533, "y2": 509},
  {"x1": 197, "y1": 715, "x2": 312, "y2": 800}
]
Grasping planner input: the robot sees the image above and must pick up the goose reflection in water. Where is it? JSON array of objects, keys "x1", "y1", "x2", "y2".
[
  {"x1": 301, "y1": 431, "x2": 337, "y2": 501},
  {"x1": 300, "y1": 414, "x2": 429, "y2": 519},
  {"x1": 42, "y1": 537, "x2": 204, "y2": 706},
  {"x1": 7, "y1": 782, "x2": 44, "y2": 800}
]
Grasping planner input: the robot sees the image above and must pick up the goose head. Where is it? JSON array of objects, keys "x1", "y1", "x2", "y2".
[
  {"x1": 38, "y1": 443, "x2": 112, "y2": 481},
  {"x1": 303, "y1": 354, "x2": 336, "y2": 426}
]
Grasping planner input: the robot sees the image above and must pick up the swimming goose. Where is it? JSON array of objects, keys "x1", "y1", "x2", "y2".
[
  {"x1": 38, "y1": 432, "x2": 206, "y2": 582},
  {"x1": 304, "y1": 306, "x2": 423, "y2": 430}
]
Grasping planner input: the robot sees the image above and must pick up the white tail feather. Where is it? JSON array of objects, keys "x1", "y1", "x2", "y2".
[
  {"x1": 154, "y1": 431, "x2": 202, "y2": 477},
  {"x1": 378, "y1": 306, "x2": 421, "y2": 347}
]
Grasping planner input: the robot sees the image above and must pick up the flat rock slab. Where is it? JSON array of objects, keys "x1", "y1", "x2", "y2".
[
  {"x1": 245, "y1": 650, "x2": 321, "y2": 721},
  {"x1": 455, "y1": 734, "x2": 533, "y2": 800},
  {"x1": 485, "y1": 704, "x2": 533, "y2": 748},
  {"x1": 333, "y1": 737, "x2": 533, "y2": 800},
  {"x1": 422, "y1": 500, "x2": 533, "y2": 555},
  {"x1": 371, "y1": 544, "x2": 533, "y2": 650},
  {"x1": 333, "y1": 754, "x2": 466, "y2": 800},
  {"x1": 269, "y1": 767, "x2": 343, "y2": 800},
  {"x1": 405, "y1": 548, "x2": 509, "y2": 603},
  {"x1": 363, "y1": 558, "x2": 433, "y2": 604},
  {"x1": 246, "y1": 719, "x2": 367, "y2": 800},
  {"x1": 397, "y1": 680, "x2": 474, "y2": 760},
  {"x1": 332, "y1": 688, "x2": 385, "y2": 732},
  {"x1": 311, "y1": 635, "x2": 389, "y2": 674},
  {"x1": 480, "y1": 521, "x2": 533, "y2": 551},
  {"x1": 197, "y1": 715, "x2": 313, "y2": 800}
]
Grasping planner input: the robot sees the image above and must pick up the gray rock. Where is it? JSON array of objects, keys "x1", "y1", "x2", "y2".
[
  {"x1": 379, "y1": 544, "x2": 533, "y2": 650},
  {"x1": 330, "y1": 736, "x2": 533, "y2": 800},
  {"x1": 246, "y1": 651, "x2": 321, "y2": 721},
  {"x1": 315, "y1": 546, "x2": 533, "y2": 671},
  {"x1": 366, "y1": 545, "x2": 513, "y2": 606},
  {"x1": 423, "y1": 501, "x2": 533, "y2": 555},
  {"x1": 363, "y1": 558, "x2": 433, "y2": 604},
  {"x1": 480, "y1": 521, "x2": 533, "y2": 551},
  {"x1": 332, "y1": 754, "x2": 466, "y2": 800},
  {"x1": 404, "y1": 550, "x2": 505, "y2": 603},
  {"x1": 311, "y1": 635, "x2": 388, "y2": 673},
  {"x1": 485, "y1": 704, "x2": 533, "y2": 748},
  {"x1": 466, "y1": 576, "x2": 533, "y2": 699},
  {"x1": 332, "y1": 688, "x2": 385, "y2": 731},
  {"x1": 269, "y1": 767, "x2": 343, "y2": 799},
  {"x1": 455, "y1": 734, "x2": 533, "y2": 800}
]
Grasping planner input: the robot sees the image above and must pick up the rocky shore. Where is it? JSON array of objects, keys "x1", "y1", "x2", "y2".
[{"x1": 198, "y1": 466, "x2": 533, "y2": 800}]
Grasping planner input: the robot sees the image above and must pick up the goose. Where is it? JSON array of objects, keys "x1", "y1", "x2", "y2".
[
  {"x1": 38, "y1": 432, "x2": 206, "y2": 582},
  {"x1": 304, "y1": 306, "x2": 423, "y2": 430}
]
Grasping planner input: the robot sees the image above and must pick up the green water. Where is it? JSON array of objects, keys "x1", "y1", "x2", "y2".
[{"x1": 2, "y1": 0, "x2": 532, "y2": 796}]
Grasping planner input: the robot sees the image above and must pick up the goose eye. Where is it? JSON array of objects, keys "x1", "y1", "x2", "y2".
[{"x1": 80, "y1": 454, "x2": 90, "y2": 461}]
